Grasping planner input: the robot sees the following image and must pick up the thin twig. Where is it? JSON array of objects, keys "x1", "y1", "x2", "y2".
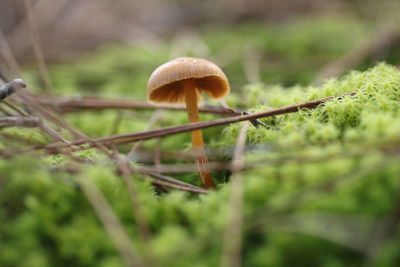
[
  {"x1": 0, "y1": 117, "x2": 40, "y2": 128},
  {"x1": 14, "y1": 88, "x2": 88, "y2": 143},
  {"x1": 0, "y1": 27, "x2": 21, "y2": 76},
  {"x1": 141, "y1": 161, "x2": 232, "y2": 174},
  {"x1": 47, "y1": 160, "x2": 208, "y2": 195},
  {"x1": 0, "y1": 132, "x2": 45, "y2": 148},
  {"x1": 2, "y1": 100, "x2": 31, "y2": 117},
  {"x1": 137, "y1": 168, "x2": 209, "y2": 194},
  {"x1": 221, "y1": 122, "x2": 249, "y2": 267},
  {"x1": 77, "y1": 178, "x2": 143, "y2": 267},
  {"x1": 0, "y1": 68, "x2": 9, "y2": 83},
  {"x1": 127, "y1": 110, "x2": 164, "y2": 161},
  {"x1": 23, "y1": 0, "x2": 53, "y2": 90},
  {"x1": 248, "y1": 160, "x2": 398, "y2": 245},
  {"x1": 37, "y1": 96, "x2": 242, "y2": 116},
  {"x1": 112, "y1": 148, "x2": 152, "y2": 245},
  {"x1": 44, "y1": 91, "x2": 357, "y2": 150},
  {"x1": 109, "y1": 111, "x2": 124, "y2": 135},
  {"x1": 0, "y1": 105, "x2": 14, "y2": 116},
  {"x1": 314, "y1": 27, "x2": 400, "y2": 84},
  {"x1": 153, "y1": 139, "x2": 162, "y2": 172},
  {"x1": 0, "y1": 79, "x2": 38, "y2": 123},
  {"x1": 10, "y1": 87, "x2": 73, "y2": 144},
  {"x1": 145, "y1": 176, "x2": 207, "y2": 194},
  {"x1": 129, "y1": 140, "x2": 400, "y2": 176},
  {"x1": 243, "y1": 45, "x2": 261, "y2": 84},
  {"x1": 0, "y1": 79, "x2": 26, "y2": 101}
]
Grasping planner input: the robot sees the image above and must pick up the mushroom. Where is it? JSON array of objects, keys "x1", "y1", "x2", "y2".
[{"x1": 147, "y1": 57, "x2": 230, "y2": 189}]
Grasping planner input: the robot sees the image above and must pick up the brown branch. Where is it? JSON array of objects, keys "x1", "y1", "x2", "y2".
[
  {"x1": 0, "y1": 79, "x2": 26, "y2": 100},
  {"x1": 0, "y1": 27, "x2": 21, "y2": 76},
  {"x1": 0, "y1": 116, "x2": 40, "y2": 128},
  {"x1": 78, "y1": 178, "x2": 144, "y2": 267},
  {"x1": 37, "y1": 96, "x2": 242, "y2": 116},
  {"x1": 23, "y1": 0, "x2": 53, "y2": 90},
  {"x1": 43, "y1": 91, "x2": 357, "y2": 150},
  {"x1": 145, "y1": 177, "x2": 208, "y2": 194},
  {"x1": 141, "y1": 161, "x2": 232, "y2": 174},
  {"x1": 221, "y1": 122, "x2": 249, "y2": 267},
  {"x1": 314, "y1": 27, "x2": 400, "y2": 84},
  {"x1": 137, "y1": 168, "x2": 208, "y2": 194},
  {"x1": 127, "y1": 110, "x2": 164, "y2": 161},
  {"x1": 112, "y1": 148, "x2": 152, "y2": 246},
  {"x1": 0, "y1": 81, "x2": 68, "y2": 144},
  {"x1": 50, "y1": 162, "x2": 208, "y2": 195},
  {"x1": 14, "y1": 87, "x2": 115, "y2": 149}
]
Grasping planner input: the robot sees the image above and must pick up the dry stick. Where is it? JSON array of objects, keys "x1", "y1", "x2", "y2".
[
  {"x1": 0, "y1": 132, "x2": 45, "y2": 151},
  {"x1": 42, "y1": 143, "x2": 208, "y2": 195},
  {"x1": 77, "y1": 178, "x2": 143, "y2": 267},
  {"x1": 4, "y1": 100, "x2": 69, "y2": 144},
  {"x1": 137, "y1": 168, "x2": 208, "y2": 194},
  {"x1": 23, "y1": 0, "x2": 53, "y2": 91},
  {"x1": 0, "y1": 28, "x2": 21, "y2": 76},
  {"x1": 19, "y1": 99, "x2": 72, "y2": 143},
  {"x1": 2, "y1": 82, "x2": 70, "y2": 142},
  {"x1": 243, "y1": 45, "x2": 261, "y2": 84},
  {"x1": 109, "y1": 111, "x2": 124, "y2": 135},
  {"x1": 2, "y1": 90, "x2": 67, "y2": 142},
  {"x1": 59, "y1": 104, "x2": 155, "y2": 262},
  {"x1": 127, "y1": 109, "x2": 164, "y2": 161},
  {"x1": 7, "y1": 0, "x2": 69, "y2": 62},
  {"x1": 0, "y1": 80, "x2": 38, "y2": 122},
  {"x1": 11, "y1": 82, "x2": 119, "y2": 161},
  {"x1": 169, "y1": 30, "x2": 212, "y2": 60},
  {"x1": 0, "y1": 79, "x2": 26, "y2": 101},
  {"x1": 112, "y1": 148, "x2": 152, "y2": 245},
  {"x1": 153, "y1": 139, "x2": 162, "y2": 172},
  {"x1": 221, "y1": 122, "x2": 249, "y2": 267},
  {"x1": 141, "y1": 161, "x2": 231, "y2": 174},
  {"x1": 73, "y1": 142, "x2": 207, "y2": 195},
  {"x1": 145, "y1": 177, "x2": 207, "y2": 194},
  {"x1": 47, "y1": 158, "x2": 208, "y2": 194},
  {"x1": 314, "y1": 27, "x2": 400, "y2": 85},
  {"x1": 0, "y1": 38, "x2": 33, "y2": 120},
  {"x1": 15, "y1": 89, "x2": 86, "y2": 142},
  {"x1": 142, "y1": 172, "x2": 208, "y2": 194},
  {"x1": 0, "y1": 106, "x2": 14, "y2": 116},
  {"x1": 0, "y1": 117, "x2": 40, "y2": 128},
  {"x1": 0, "y1": 69, "x2": 9, "y2": 84},
  {"x1": 37, "y1": 96, "x2": 242, "y2": 116},
  {"x1": 116, "y1": 139, "x2": 400, "y2": 176},
  {"x1": 45, "y1": 91, "x2": 357, "y2": 150},
  {"x1": 125, "y1": 147, "x2": 201, "y2": 164},
  {"x1": 2, "y1": 100, "x2": 31, "y2": 117},
  {"x1": 249, "y1": 160, "x2": 397, "y2": 241}
]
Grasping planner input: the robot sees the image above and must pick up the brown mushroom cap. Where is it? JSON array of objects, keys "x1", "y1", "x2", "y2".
[{"x1": 147, "y1": 57, "x2": 230, "y2": 104}]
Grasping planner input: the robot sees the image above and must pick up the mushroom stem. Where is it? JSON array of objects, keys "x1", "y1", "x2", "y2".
[{"x1": 183, "y1": 79, "x2": 215, "y2": 189}]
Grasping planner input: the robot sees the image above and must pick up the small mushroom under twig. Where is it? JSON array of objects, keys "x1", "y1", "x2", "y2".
[{"x1": 146, "y1": 57, "x2": 231, "y2": 188}]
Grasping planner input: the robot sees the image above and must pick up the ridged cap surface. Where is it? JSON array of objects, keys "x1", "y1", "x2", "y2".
[{"x1": 147, "y1": 57, "x2": 230, "y2": 104}]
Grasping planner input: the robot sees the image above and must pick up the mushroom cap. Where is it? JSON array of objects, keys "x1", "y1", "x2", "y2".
[{"x1": 147, "y1": 57, "x2": 230, "y2": 105}]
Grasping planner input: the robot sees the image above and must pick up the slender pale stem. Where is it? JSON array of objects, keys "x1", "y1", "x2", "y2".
[{"x1": 183, "y1": 79, "x2": 215, "y2": 189}]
